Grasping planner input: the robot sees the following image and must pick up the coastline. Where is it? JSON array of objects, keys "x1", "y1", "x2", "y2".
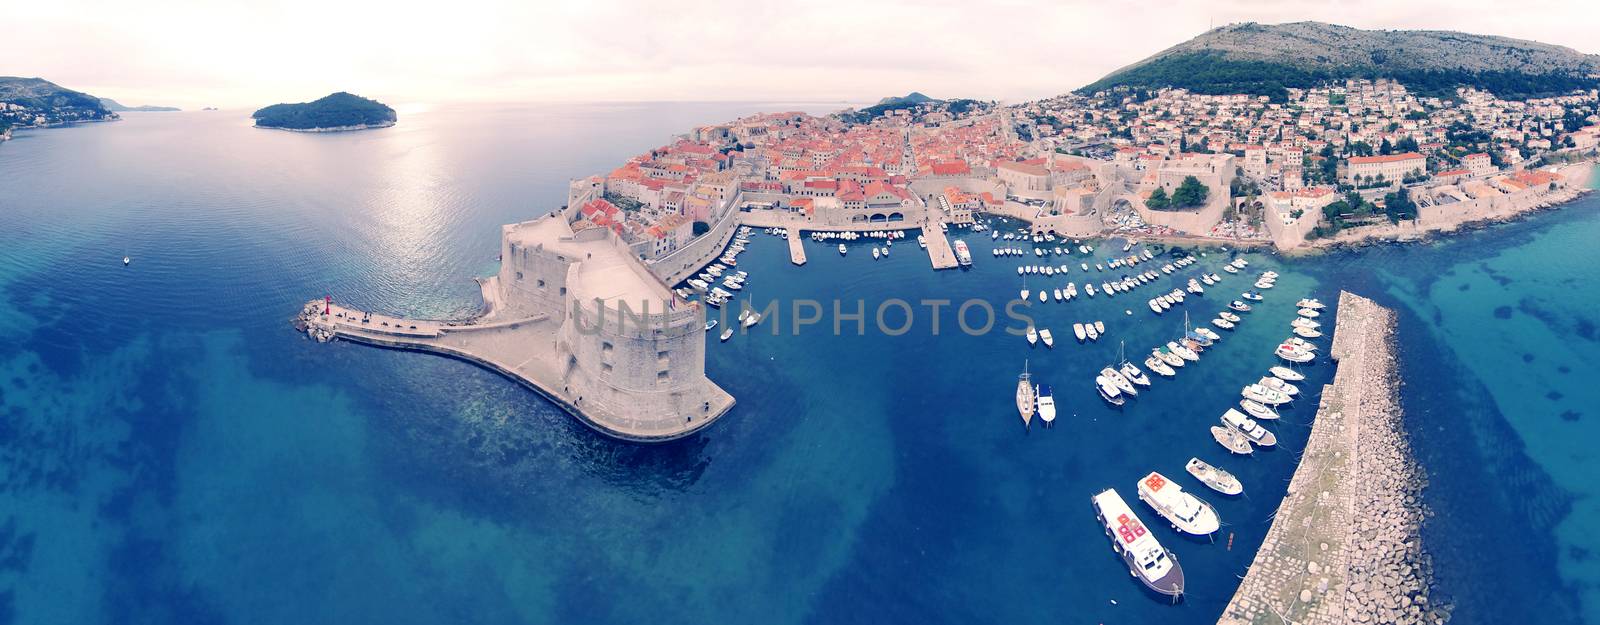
[{"x1": 254, "y1": 120, "x2": 397, "y2": 133}]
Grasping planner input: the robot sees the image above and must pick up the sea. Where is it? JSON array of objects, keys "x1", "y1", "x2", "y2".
[{"x1": 0, "y1": 104, "x2": 1596, "y2": 625}]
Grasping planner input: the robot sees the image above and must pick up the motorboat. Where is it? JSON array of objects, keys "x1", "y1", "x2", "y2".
[
  {"x1": 1184, "y1": 330, "x2": 1213, "y2": 348},
  {"x1": 1074, "y1": 323, "x2": 1087, "y2": 342},
  {"x1": 1053, "y1": 288, "x2": 1063, "y2": 302},
  {"x1": 1091, "y1": 489, "x2": 1185, "y2": 598},
  {"x1": 1144, "y1": 356, "x2": 1176, "y2": 377},
  {"x1": 1096, "y1": 375, "x2": 1125, "y2": 406},
  {"x1": 1153, "y1": 347, "x2": 1185, "y2": 368},
  {"x1": 1211, "y1": 425, "x2": 1253, "y2": 455},
  {"x1": 1240, "y1": 399, "x2": 1280, "y2": 421},
  {"x1": 1296, "y1": 298, "x2": 1326, "y2": 309},
  {"x1": 1291, "y1": 317, "x2": 1320, "y2": 329},
  {"x1": 1276, "y1": 344, "x2": 1314, "y2": 364},
  {"x1": 839, "y1": 244, "x2": 847, "y2": 256},
  {"x1": 1258, "y1": 376, "x2": 1299, "y2": 396},
  {"x1": 1294, "y1": 326, "x2": 1323, "y2": 339},
  {"x1": 1137, "y1": 472, "x2": 1221, "y2": 536},
  {"x1": 872, "y1": 248, "x2": 881, "y2": 260},
  {"x1": 1221, "y1": 408, "x2": 1277, "y2": 447},
  {"x1": 1037, "y1": 384, "x2": 1056, "y2": 425},
  {"x1": 1121, "y1": 362, "x2": 1152, "y2": 387},
  {"x1": 1242, "y1": 291, "x2": 1263, "y2": 301},
  {"x1": 1027, "y1": 325, "x2": 1039, "y2": 346},
  {"x1": 1269, "y1": 366, "x2": 1305, "y2": 382},
  {"x1": 1040, "y1": 329, "x2": 1055, "y2": 348},
  {"x1": 1102, "y1": 367, "x2": 1137, "y2": 396},
  {"x1": 742, "y1": 311, "x2": 763, "y2": 328},
  {"x1": 1219, "y1": 311, "x2": 1241, "y2": 323},
  {"x1": 1017, "y1": 361, "x2": 1037, "y2": 427},
  {"x1": 719, "y1": 328, "x2": 734, "y2": 341},
  {"x1": 1185, "y1": 458, "x2": 1243, "y2": 496},
  {"x1": 1085, "y1": 323, "x2": 1099, "y2": 341},
  {"x1": 1297, "y1": 308, "x2": 1320, "y2": 318},
  {"x1": 705, "y1": 319, "x2": 718, "y2": 332},
  {"x1": 1167, "y1": 341, "x2": 1199, "y2": 362},
  {"x1": 1211, "y1": 318, "x2": 1235, "y2": 330},
  {"x1": 1241, "y1": 384, "x2": 1291, "y2": 406},
  {"x1": 1229, "y1": 301, "x2": 1252, "y2": 312},
  {"x1": 1287, "y1": 337, "x2": 1319, "y2": 352},
  {"x1": 1194, "y1": 328, "x2": 1222, "y2": 342}
]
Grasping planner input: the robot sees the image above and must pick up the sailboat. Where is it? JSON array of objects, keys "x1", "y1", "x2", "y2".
[
  {"x1": 1017, "y1": 360, "x2": 1037, "y2": 428},
  {"x1": 1020, "y1": 276, "x2": 1030, "y2": 302}
]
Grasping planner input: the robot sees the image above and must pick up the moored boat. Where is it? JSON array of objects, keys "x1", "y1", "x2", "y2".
[
  {"x1": 1240, "y1": 398, "x2": 1279, "y2": 420},
  {"x1": 1017, "y1": 363, "x2": 1037, "y2": 427},
  {"x1": 1137, "y1": 472, "x2": 1221, "y2": 535},
  {"x1": 1091, "y1": 489, "x2": 1185, "y2": 598},
  {"x1": 1221, "y1": 408, "x2": 1277, "y2": 447},
  {"x1": 1185, "y1": 458, "x2": 1243, "y2": 496},
  {"x1": 1144, "y1": 356, "x2": 1176, "y2": 377},
  {"x1": 1242, "y1": 384, "x2": 1291, "y2": 406},
  {"x1": 1096, "y1": 375, "x2": 1125, "y2": 406},
  {"x1": 1211, "y1": 425, "x2": 1253, "y2": 454},
  {"x1": 1269, "y1": 366, "x2": 1305, "y2": 382},
  {"x1": 1036, "y1": 384, "x2": 1056, "y2": 425}
]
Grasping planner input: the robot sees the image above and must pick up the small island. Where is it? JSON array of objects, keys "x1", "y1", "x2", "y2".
[{"x1": 251, "y1": 92, "x2": 395, "y2": 132}]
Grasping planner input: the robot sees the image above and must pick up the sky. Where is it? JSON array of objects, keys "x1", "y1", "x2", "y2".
[{"x1": 4, "y1": 0, "x2": 1598, "y2": 110}]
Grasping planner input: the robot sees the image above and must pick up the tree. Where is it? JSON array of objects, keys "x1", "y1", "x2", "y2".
[
  {"x1": 1170, "y1": 176, "x2": 1210, "y2": 209},
  {"x1": 1145, "y1": 187, "x2": 1171, "y2": 210},
  {"x1": 1379, "y1": 138, "x2": 1394, "y2": 155},
  {"x1": 1382, "y1": 188, "x2": 1418, "y2": 223}
]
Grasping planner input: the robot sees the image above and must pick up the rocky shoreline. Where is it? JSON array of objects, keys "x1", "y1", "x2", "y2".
[
  {"x1": 254, "y1": 120, "x2": 397, "y2": 133},
  {"x1": 1219, "y1": 292, "x2": 1445, "y2": 625}
]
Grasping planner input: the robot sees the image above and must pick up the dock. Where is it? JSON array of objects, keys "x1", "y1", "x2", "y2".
[
  {"x1": 787, "y1": 228, "x2": 807, "y2": 265},
  {"x1": 1218, "y1": 292, "x2": 1440, "y2": 625},
  {"x1": 922, "y1": 215, "x2": 959, "y2": 270}
]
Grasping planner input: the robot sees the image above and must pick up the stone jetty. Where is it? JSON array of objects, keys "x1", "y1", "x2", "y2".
[{"x1": 1219, "y1": 292, "x2": 1445, "y2": 625}]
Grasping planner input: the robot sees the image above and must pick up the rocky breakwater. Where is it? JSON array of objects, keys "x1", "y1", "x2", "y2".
[{"x1": 1219, "y1": 291, "x2": 1446, "y2": 625}]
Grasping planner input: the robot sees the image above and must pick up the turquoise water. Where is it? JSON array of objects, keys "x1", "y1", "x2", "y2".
[{"x1": 0, "y1": 107, "x2": 1595, "y2": 624}]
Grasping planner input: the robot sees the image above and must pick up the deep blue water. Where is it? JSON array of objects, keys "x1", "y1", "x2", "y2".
[{"x1": 0, "y1": 106, "x2": 1596, "y2": 625}]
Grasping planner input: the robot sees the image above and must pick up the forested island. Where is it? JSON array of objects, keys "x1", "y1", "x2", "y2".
[{"x1": 251, "y1": 92, "x2": 396, "y2": 132}]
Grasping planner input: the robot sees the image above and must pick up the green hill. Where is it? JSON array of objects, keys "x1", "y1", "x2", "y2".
[
  {"x1": 1080, "y1": 22, "x2": 1600, "y2": 101},
  {"x1": 0, "y1": 76, "x2": 115, "y2": 129},
  {"x1": 252, "y1": 92, "x2": 396, "y2": 131}
]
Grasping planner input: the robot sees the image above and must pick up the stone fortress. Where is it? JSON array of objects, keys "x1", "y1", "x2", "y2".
[{"x1": 299, "y1": 201, "x2": 734, "y2": 443}]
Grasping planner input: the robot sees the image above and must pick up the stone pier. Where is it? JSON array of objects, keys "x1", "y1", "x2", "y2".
[
  {"x1": 922, "y1": 214, "x2": 959, "y2": 270},
  {"x1": 1218, "y1": 292, "x2": 1442, "y2": 625},
  {"x1": 786, "y1": 228, "x2": 807, "y2": 265}
]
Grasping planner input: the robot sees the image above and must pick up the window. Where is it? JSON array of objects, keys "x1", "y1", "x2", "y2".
[
  {"x1": 602, "y1": 342, "x2": 614, "y2": 354},
  {"x1": 537, "y1": 279, "x2": 545, "y2": 289},
  {"x1": 515, "y1": 271, "x2": 523, "y2": 281}
]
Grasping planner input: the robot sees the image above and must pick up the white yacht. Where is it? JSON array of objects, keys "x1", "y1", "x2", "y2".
[
  {"x1": 1221, "y1": 408, "x2": 1277, "y2": 447},
  {"x1": 1167, "y1": 341, "x2": 1199, "y2": 362},
  {"x1": 1085, "y1": 323, "x2": 1099, "y2": 341},
  {"x1": 1185, "y1": 458, "x2": 1243, "y2": 496},
  {"x1": 954, "y1": 240, "x2": 972, "y2": 267},
  {"x1": 1211, "y1": 318, "x2": 1235, "y2": 330},
  {"x1": 838, "y1": 244, "x2": 847, "y2": 256},
  {"x1": 1269, "y1": 366, "x2": 1305, "y2": 382},
  {"x1": 1297, "y1": 308, "x2": 1321, "y2": 318},
  {"x1": 872, "y1": 248, "x2": 881, "y2": 260},
  {"x1": 1240, "y1": 398, "x2": 1279, "y2": 420},
  {"x1": 1026, "y1": 325, "x2": 1039, "y2": 346},
  {"x1": 1036, "y1": 384, "x2": 1056, "y2": 426},
  {"x1": 1258, "y1": 376, "x2": 1299, "y2": 396},
  {"x1": 1101, "y1": 366, "x2": 1137, "y2": 396},
  {"x1": 1296, "y1": 298, "x2": 1326, "y2": 309},
  {"x1": 1017, "y1": 361, "x2": 1036, "y2": 428},
  {"x1": 1095, "y1": 375, "x2": 1125, "y2": 406},
  {"x1": 1144, "y1": 356, "x2": 1176, "y2": 377},
  {"x1": 1275, "y1": 344, "x2": 1314, "y2": 364},
  {"x1": 1120, "y1": 361, "x2": 1152, "y2": 387},
  {"x1": 1137, "y1": 472, "x2": 1221, "y2": 535},
  {"x1": 1040, "y1": 329, "x2": 1055, "y2": 348},
  {"x1": 1091, "y1": 489, "x2": 1185, "y2": 598},
  {"x1": 1241, "y1": 384, "x2": 1291, "y2": 405},
  {"x1": 1294, "y1": 326, "x2": 1323, "y2": 339},
  {"x1": 1211, "y1": 425, "x2": 1253, "y2": 455},
  {"x1": 1074, "y1": 323, "x2": 1087, "y2": 342}
]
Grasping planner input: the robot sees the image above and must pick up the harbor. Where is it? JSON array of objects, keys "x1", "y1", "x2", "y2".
[{"x1": 1219, "y1": 292, "x2": 1441, "y2": 625}]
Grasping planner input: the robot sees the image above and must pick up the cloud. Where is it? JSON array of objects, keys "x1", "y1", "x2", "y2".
[{"x1": 4, "y1": 0, "x2": 1596, "y2": 109}]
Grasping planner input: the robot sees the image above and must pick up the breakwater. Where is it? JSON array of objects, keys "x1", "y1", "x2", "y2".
[{"x1": 1219, "y1": 292, "x2": 1444, "y2": 625}]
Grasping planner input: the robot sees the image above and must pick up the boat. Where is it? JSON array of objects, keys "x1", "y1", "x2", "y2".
[
  {"x1": 1167, "y1": 341, "x2": 1199, "y2": 362},
  {"x1": 1221, "y1": 408, "x2": 1277, "y2": 447},
  {"x1": 1241, "y1": 384, "x2": 1291, "y2": 406},
  {"x1": 1091, "y1": 489, "x2": 1185, "y2": 598},
  {"x1": 1259, "y1": 376, "x2": 1299, "y2": 396},
  {"x1": 954, "y1": 240, "x2": 972, "y2": 266},
  {"x1": 1027, "y1": 325, "x2": 1039, "y2": 346},
  {"x1": 872, "y1": 248, "x2": 881, "y2": 260},
  {"x1": 1240, "y1": 398, "x2": 1279, "y2": 420},
  {"x1": 1144, "y1": 356, "x2": 1176, "y2": 377},
  {"x1": 1296, "y1": 298, "x2": 1326, "y2": 309},
  {"x1": 1037, "y1": 384, "x2": 1056, "y2": 425},
  {"x1": 917, "y1": 234, "x2": 927, "y2": 249},
  {"x1": 1294, "y1": 326, "x2": 1323, "y2": 339},
  {"x1": 1039, "y1": 291, "x2": 1048, "y2": 303},
  {"x1": 1229, "y1": 301, "x2": 1252, "y2": 312},
  {"x1": 1195, "y1": 327, "x2": 1222, "y2": 342},
  {"x1": 1211, "y1": 318, "x2": 1235, "y2": 330},
  {"x1": 1276, "y1": 345, "x2": 1314, "y2": 364},
  {"x1": 1085, "y1": 324, "x2": 1099, "y2": 341},
  {"x1": 1219, "y1": 311, "x2": 1241, "y2": 323},
  {"x1": 719, "y1": 327, "x2": 734, "y2": 341},
  {"x1": 122, "y1": 256, "x2": 131, "y2": 266},
  {"x1": 742, "y1": 311, "x2": 763, "y2": 328},
  {"x1": 1185, "y1": 458, "x2": 1243, "y2": 496},
  {"x1": 1053, "y1": 289, "x2": 1063, "y2": 302},
  {"x1": 1291, "y1": 317, "x2": 1320, "y2": 329},
  {"x1": 882, "y1": 246, "x2": 890, "y2": 257},
  {"x1": 1017, "y1": 361, "x2": 1037, "y2": 427},
  {"x1": 1211, "y1": 425, "x2": 1253, "y2": 454},
  {"x1": 1287, "y1": 337, "x2": 1319, "y2": 352},
  {"x1": 1020, "y1": 279, "x2": 1030, "y2": 302},
  {"x1": 1242, "y1": 291, "x2": 1263, "y2": 301},
  {"x1": 1095, "y1": 375, "x2": 1125, "y2": 406},
  {"x1": 705, "y1": 319, "x2": 718, "y2": 332},
  {"x1": 1102, "y1": 366, "x2": 1137, "y2": 396},
  {"x1": 1154, "y1": 347, "x2": 1184, "y2": 368},
  {"x1": 1074, "y1": 323, "x2": 1087, "y2": 342},
  {"x1": 1040, "y1": 329, "x2": 1055, "y2": 348},
  {"x1": 1137, "y1": 472, "x2": 1221, "y2": 535},
  {"x1": 1121, "y1": 362, "x2": 1152, "y2": 387},
  {"x1": 1094, "y1": 321, "x2": 1106, "y2": 335},
  {"x1": 1269, "y1": 366, "x2": 1305, "y2": 382},
  {"x1": 1297, "y1": 308, "x2": 1320, "y2": 318},
  {"x1": 839, "y1": 244, "x2": 847, "y2": 256}
]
